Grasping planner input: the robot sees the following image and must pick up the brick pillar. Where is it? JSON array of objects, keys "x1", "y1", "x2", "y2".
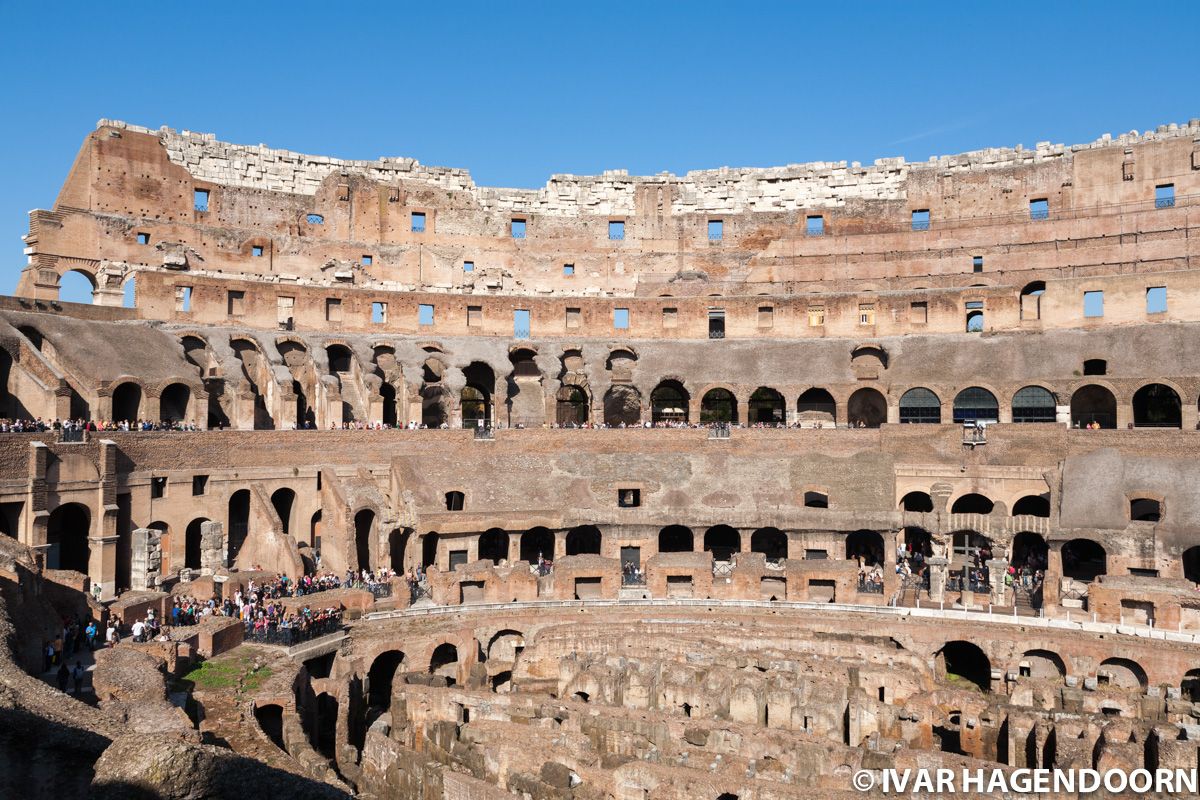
[
  {"x1": 927, "y1": 556, "x2": 948, "y2": 602},
  {"x1": 987, "y1": 558, "x2": 1009, "y2": 605}
]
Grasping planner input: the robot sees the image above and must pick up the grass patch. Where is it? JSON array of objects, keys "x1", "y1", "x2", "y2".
[{"x1": 181, "y1": 649, "x2": 274, "y2": 695}]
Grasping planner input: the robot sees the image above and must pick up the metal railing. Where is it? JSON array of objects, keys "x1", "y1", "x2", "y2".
[
  {"x1": 707, "y1": 424, "x2": 731, "y2": 440},
  {"x1": 621, "y1": 571, "x2": 646, "y2": 586},
  {"x1": 244, "y1": 617, "x2": 344, "y2": 646},
  {"x1": 1030, "y1": 209, "x2": 1050, "y2": 221},
  {"x1": 473, "y1": 425, "x2": 495, "y2": 440},
  {"x1": 911, "y1": 220, "x2": 930, "y2": 232},
  {"x1": 1156, "y1": 197, "x2": 1176, "y2": 209},
  {"x1": 708, "y1": 329, "x2": 725, "y2": 339},
  {"x1": 713, "y1": 561, "x2": 734, "y2": 577}
]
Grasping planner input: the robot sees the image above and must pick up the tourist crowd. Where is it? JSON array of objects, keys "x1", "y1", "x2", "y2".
[{"x1": 1, "y1": 417, "x2": 200, "y2": 433}]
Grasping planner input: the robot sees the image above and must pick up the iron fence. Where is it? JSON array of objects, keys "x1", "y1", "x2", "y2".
[
  {"x1": 857, "y1": 578, "x2": 884, "y2": 594},
  {"x1": 244, "y1": 617, "x2": 344, "y2": 646},
  {"x1": 1156, "y1": 197, "x2": 1176, "y2": 209}
]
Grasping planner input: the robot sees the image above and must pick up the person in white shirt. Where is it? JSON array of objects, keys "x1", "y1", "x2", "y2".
[{"x1": 131, "y1": 619, "x2": 145, "y2": 642}]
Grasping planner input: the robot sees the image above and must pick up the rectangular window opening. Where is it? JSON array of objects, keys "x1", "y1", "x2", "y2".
[
  {"x1": 708, "y1": 308, "x2": 725, "y2": 339},
  {"x1": 463, "y1": 260, "x2": 474, "y2": 272},
  {"x1": 251, "y1": 245, "x2": 264, "y2": 257},
  {"x1": 418, "y1": 304, "x2": 435, "y2": 326},
  {"x1": 150, "y1": 476, "x2": 167, "y2": 499},
  {"x1": 910, "y1": 301, "x2": 927, "y2": 324},
  {"x1": 972, "y1": 255, "x2": 983, "y2": 273},
  {"x1": 137, "y1": 232, "x2": 150, "y2": 245},
  {"x1": 1083, "y1": 290, "x2": 1104, "y2": 318},
  {"x1": 1156, "y1": 184, "x2": 1176, "y2": 209},
  {"x1": 176, "y1": 286, "x2": 192, "y2": 313},
  {"x1": 192, "y1": 475, "x2": 208, "y2": 496},
  {"x1": 758, "y1": 306, "x2": 774, "y2": 328},
  {"x1": 511, "y1": 219, "x2": 527, "y2": 239},
  {"x1": 808, "y1": 306, "x2": 825, "y2": 327},
  {"x1": 194, "y1": 189, "x2": 209, "y2": 212},
  {"x1": 1146, "y1": 286, "x2": 1167, "y2": 314},
  {"x1": 618, "y1": 488, "x2": 641, "y2": 508},
  {"x1": 563, "y1": 263, "x2": 575, "y2": 277},
  {"x1": 467, "y1": 305, "x2": 482, "y2": 327},
  {"x1": 806, "y1": 215, "x2": 825, "y2": 236},
  {"x1": 227, "y1": 290, "x2": 245, "y2": 316},
  {"x1": 708, "y1": 219, "x2": 723, "y2": 241},
  {"x1": 911, "y1": 209, "x2": 930, "y2": 231},
  {"x1": 371, "y1": 302, "x2": 388, "y2": 324},
  {"x1": 513, "y1": 309, "x2": 530, "y2": 339},
  {"x1": 325, "y1": 298, "x2": 343, "y2": 323},
  {"x1": 411, "y1": 211, "x2": 426, "y2": 233},
  {"x1": 613, "y1": 307, "x2": 630, "y2": 329},
  {"x1": 662, "y1": 307, "x2": 678, "y2": 328},
  {"x1": 1030, "y1": 198, "x2": 1049, "y2": 220},
  {"x1": 565, "y1": 307, "x2": 581, "y2": 329},
  {"x1": 608, "y1": 220, "x2": 625, "y2": 241},
  {"x1": 276, "y1": 296, "x2": 294, "y2": 330},
  {"x1": 361, "y1": 255, "x2": 373, "y2": 266},
  {"x1": 858, "y1": 303, "x2": 875, "y2": 326}
]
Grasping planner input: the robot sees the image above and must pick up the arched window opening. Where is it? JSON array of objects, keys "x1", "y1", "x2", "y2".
[
  {"x1": 899, "y1": 388, "x2": 941, "y2": 424},
  {"x1": 1011, "y1": 494, "x2": 1050, "y2": 518},
  {"x1": 1011, "y1": 532, "x2": 1048, "y2": 572},
  {"x1": 445, "y1": 491, "x2": 465, "y2": 511},
  {"x1": 565, "y1": 525, "x2": 602, "y2": 556},
  {"x1": 509, "y1": 348, "x2": 540, "y2": 379},
  {"x1": 1070, "y1": 384, "x2": 1116, "y2": 428},
  {"x1": 900, "y1": 491, "x2": 934, "y2": 513},
  {"x1": 184, "y1": 517, "x2": 208, "y2": 570},
  {"x1": 422, "y1": 531, "x2": 439, "y2": 569},
  {"x1": 796, "y1": 388, "x2": 836, "y2": 424},
  {"x1": 389, "y1": 528, "x2": 409, "y2": 573},
  {"x1": 603, "y1": 385, "x2": 641, "y2": 426},
  {"x1": 1130, "y1": 498, "x2": 1161, "y2": 522},
  {"x1": 159, "y1": 383, "x2": 191, "y2": 423},
  {"x1": 47, "y1": 504, "x2": 90, "y2": 573},
  {"x1": 227, "y1": 490, "x2": 250, "y2": 566},
  {"x1": 965, "y1": 309, "x2": 984, "y2": 332},
  {"x1": 1183, "y1": 669, "x2": 1200, "y2": 702},
  {"x1": 1020, "y1": 281, "x2": 1046, "y2": 321},
  {"x1": 461, "y1": 385, "x2": 490, "y2": 429},
  {"x1": 651, "y1": 380, "x2": 689, "y2": 424},
  {"x1": 1133, "y1": 383, "x2": 1181, "y2": 428},
  {"x1": 748, "y1": 387, "x2": 785, "y2": 424},
  {"x1": 1012, "y1": 386, "x2": 1056, "y2": 423},
  {"x1": 429, "y1": 643, "x2": 459, "y2": 686},
  {"x1": 952, "y1": 387, "x2": 998, "y2": 424},
  {"x1": 846, "y1": 530, "x2": 884, "y2": 567},
  {"x1": 1098, "y1": 658, "x2": 1146, "y2": 691},
  {"x1": 847, "y1": 387, "x2": 886, "y2": 428},
  {"x1": 938, "y1": 640, "x2": 991, "y2": 693},
  {"x1": 368, "y1": 650, "x2": 406, "y2": 709},
  {"x1": 658, "y1": 525, "x2": 693, "y2": 553},
  {"x1": 1020, "y1": 649, "x2": 1066, "y2": 680},
  {"x1": 59, "y1": 270, "x2": 96, "y2": 304},
  {"x1": 327, "y1": 345, "x2": 353, "y2": 374},
  {"x1": 951, "y1": 493, "x2": 994, "y2": 515},
  {"x1": 556, "y1": 386, "x2": 588, "y2": 426},
  {"x1": 112, "y1": 382, "x2": 142, "y2": 424},
  {"x1": 703, "y1": 525, "x2": 740, "y2": 561},
  {"x1": 380, "y1": 382, "x2": 397, "y2": 427},
  {"x1": 750, "y1": 527, "x2": 787, "y2": 562},
  {"x1": 355, "y1": 509, "x2": 376, "y2": 571},
  {"x1": 1184, "y1": 547, "x2": 1200, "y2": 584},
  {"x1": 1062, "y1": 539, "x2": 1106, "y2": 582},
  {"x1": 700, "y1": 388, "x2": 737, "y2": 424},
  {"x1": 519, "y1": 527, "x2": 554, "y2": 564},
  {"x1": 270, "y1": 488, "x2": 296, "y2": 534},
  {"x1": 478, "y1": 528, "x2": 508, "y2": 564}
]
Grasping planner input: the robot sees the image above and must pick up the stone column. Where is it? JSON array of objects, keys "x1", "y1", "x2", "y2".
[
  {"x1": 926, "y1": 556, "x2": 948, "y2": 602},
  {"x1": 89, "y1": 534, "x2": 120, "y2": 601},
  {"x1": 987, "y1": 558, "x2": 1009, "y2": 606},
  {"x1": 199, "y1": 520, "x2": 226, "y2": 575},
  {"x1": 130, "y1": 527, "x2": 163, "y2": 591}
]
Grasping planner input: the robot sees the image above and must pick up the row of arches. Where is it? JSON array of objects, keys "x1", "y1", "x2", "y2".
[{"x1": 900, "y1": 491, "x2": 1051, "y2": 517}]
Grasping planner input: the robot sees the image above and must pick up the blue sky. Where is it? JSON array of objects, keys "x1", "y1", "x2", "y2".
[{"x1": 2, "y1": 0, "x2": 1197, "y2": 301}]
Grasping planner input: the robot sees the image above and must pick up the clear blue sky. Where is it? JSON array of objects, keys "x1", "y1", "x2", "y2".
[{"x1": 2, "y1": 1, "x2": 1197, "y2": 301}]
